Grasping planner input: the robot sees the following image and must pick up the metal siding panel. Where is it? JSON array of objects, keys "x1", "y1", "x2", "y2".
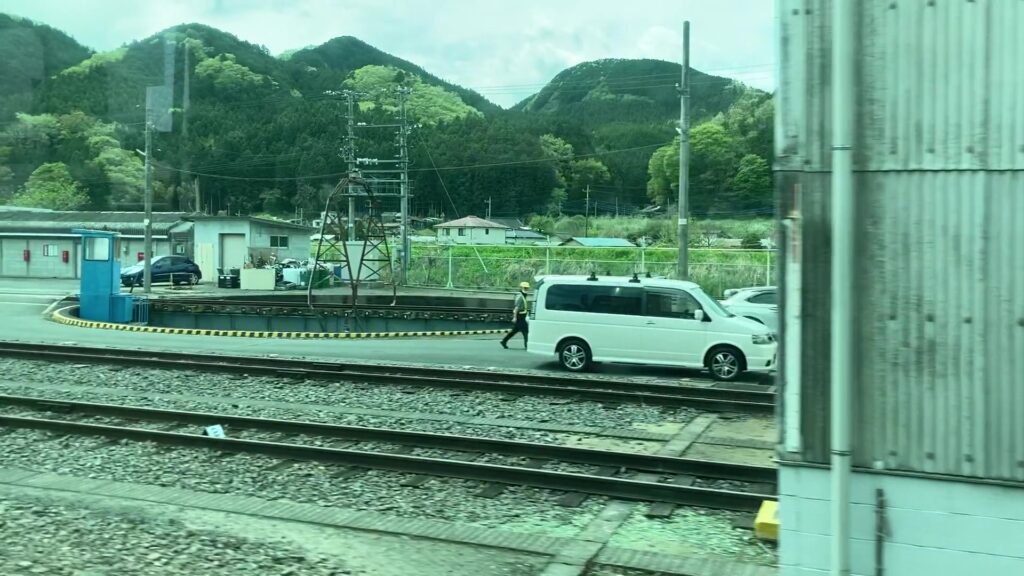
[
  {"x1": 776, "y1": 0, "x2": 803, "y2": 167},
  {"x1": 799, "y1": 172, "x2": 832, "y2": 464},
  {"x1": 985, "y1": 174, "x2": 1024, "y2": 480},
  {"x1": 856, "y1": 172, "x2": 1024, "y2": 481},
  {"x1": 809, "y1": 0, "x2": 831, "y2": 171},
  {"x1": 1016, "y1": 1, "x2": 1024, "y2": 170},
  {"x1": 780, "y1": 1, "x2": 1024, "y2": 479},
  {"x1": 787, "y1": 1, "x2": 1023, "y2": 172},
  {"x1": 1, "y1": 239, "x2": 27, "y2": 276},
  {"x1": 967, "y1": 174, "x2": 987, "y2": 478}
]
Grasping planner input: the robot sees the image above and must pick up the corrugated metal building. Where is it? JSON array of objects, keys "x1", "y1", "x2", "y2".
[
  {"x1": 0, "y1": 210, "x2": 312, "y2": 281},
  {"x1": 186, "y1": 215, "x2": 313, "y2": 281},
  {"x1": 775, "y1": 1, "x2": 1024, "y2": 575},
  {"x1": 0, "y1": 210, "x2": 183, "y2": 277}
]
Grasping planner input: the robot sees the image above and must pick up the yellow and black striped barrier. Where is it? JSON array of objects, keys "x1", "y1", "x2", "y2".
[{"x1": 51, "y1": 306, "x2": 506, "y2": 340}]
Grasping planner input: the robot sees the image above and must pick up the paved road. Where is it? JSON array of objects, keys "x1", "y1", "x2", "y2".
[
  {"x1": 0, "y1": 277, "x2": 767, "y2": 383},
  {"x1": 0, "y1": 284, "x2": 75, "y2": 311}
]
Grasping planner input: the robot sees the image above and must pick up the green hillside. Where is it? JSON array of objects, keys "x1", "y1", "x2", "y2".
[
  {"x1": 36, "y1": 23, "x2": 294, "y2": 122},
  {"x1": 0, "y1": 17, "x2": 773, "y2": 221},
  {"x1": 515, "y1": 58, "x2": 738, "y2": 126},
  {"x1": 0, "y1": 13, "x2": 92, "y2": 121},
  {"x1": 286, "y1": 36, "x2": 499, "y2": 114}
]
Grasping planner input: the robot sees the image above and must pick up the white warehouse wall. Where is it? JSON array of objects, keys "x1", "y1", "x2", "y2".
[
  {"x1": 192, "y1": 220, "x2": 248, "y2": 280},
  {"x1": 248, "y1": 222, "x2": 310, "y2": 260},
  {"x1": 437, "y1": 227, "x2": 506, "y2": 245},
  {"x1": 779, "y1": 465, "x2": 1024, "y2": 576}
]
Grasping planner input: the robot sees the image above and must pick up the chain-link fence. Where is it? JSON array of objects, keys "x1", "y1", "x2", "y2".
[{"x1": 406, "y1": 246, "x2": 774, "y2": 298}]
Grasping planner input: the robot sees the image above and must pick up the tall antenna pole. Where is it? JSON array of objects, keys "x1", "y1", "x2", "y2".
[
  {"x1": 398, "y1": 86, "x2": 411, "y2": 283},
  {"x1": 143, "y1": 116, "x2": 152, "y2": 293},
  {"x1": 345, "y1": 91, "x2": 357, "y2": 241},
  {"x1": 677, "y1": 20, "x2": 691, "y2": 280},
  {"x1": 183, "y1": 42, "x2": 196, "y2": 212}
]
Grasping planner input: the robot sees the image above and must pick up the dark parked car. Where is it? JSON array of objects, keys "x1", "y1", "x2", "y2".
[{"x1": 121, "y1": 255, "x2": 202, "y2": 286}]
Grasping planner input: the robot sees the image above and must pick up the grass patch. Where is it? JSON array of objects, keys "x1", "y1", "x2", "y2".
[{"x1": 407, "y1": 245, "x2": 774, "y2": 297}]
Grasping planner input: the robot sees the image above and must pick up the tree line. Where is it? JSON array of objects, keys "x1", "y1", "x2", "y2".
[{"x1": 0, "y1": 21, "x2": 774, "y2": 223}]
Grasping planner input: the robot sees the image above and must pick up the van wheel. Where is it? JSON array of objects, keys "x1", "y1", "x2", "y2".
[
  {"x1": 558, "y1": 339, "x2": 592, "y2": 372},
  {"x1": 706, "y1": 346, "x2": 745, "y2": 381}
]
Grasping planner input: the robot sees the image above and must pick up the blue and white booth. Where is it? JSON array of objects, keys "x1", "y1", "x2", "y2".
[{"x1": 73, "y1": 228, "x2": 136, "y2": 323}]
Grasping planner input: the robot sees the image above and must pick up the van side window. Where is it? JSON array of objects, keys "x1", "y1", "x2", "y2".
[
  {"x1": 748, "y1": 291, "x2": 777, "y2": 305},
  {"x1": 545, "y1": 285, "x2": 642, "y2": 315},
  {"x1": 646, "y1": 290, "x2": 702, "y2": 320}
]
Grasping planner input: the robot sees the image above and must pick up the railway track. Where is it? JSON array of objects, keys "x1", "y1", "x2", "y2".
[
  {"x1": 0, "y1": 393, "x2": 776, "y2": 511},
  {"x1": 0, "y1": 342, "x2": 774, "y2": 413}
]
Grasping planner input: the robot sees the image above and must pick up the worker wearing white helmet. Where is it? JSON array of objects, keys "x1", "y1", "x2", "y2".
[{"x1": 500, "y1": 281, "x2": 531, "y2": 349}]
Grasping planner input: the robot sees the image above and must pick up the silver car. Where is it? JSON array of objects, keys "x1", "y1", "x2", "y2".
[{"x1": 720, "y1": 286, "x2": 778, "y2": 331}]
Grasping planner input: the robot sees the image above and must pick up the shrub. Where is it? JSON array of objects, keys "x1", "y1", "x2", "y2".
[{"x1": 741, "y1": 232, "x2": 763, "y2": 249}]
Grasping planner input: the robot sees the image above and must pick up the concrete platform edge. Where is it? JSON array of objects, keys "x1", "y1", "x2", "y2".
[{"x1": 52, "y1": 305, "x2": 506, "y2": 339}]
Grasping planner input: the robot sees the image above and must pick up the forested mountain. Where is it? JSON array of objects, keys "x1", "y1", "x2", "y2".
[
  {"x1": 0, "y1": 16, "x2": 774, "y2": 223},
  {"x1": 516, "y1": 58, "x2": 735, "y2": 126},
  {"x1": 286, "y1": 36, "x2": 499, "y2": 115},
  {"x1": 0, "y1": 14, "x2": 92, "y2": 122}
]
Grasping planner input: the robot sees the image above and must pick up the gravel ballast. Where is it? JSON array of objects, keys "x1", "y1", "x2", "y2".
[
  {"x1": 0, "y1": 381, "x2": 666, "y2": 454},
  {"x1": 0, "y1": 428, "x2": 605, "y2": 538},
  {"x1": 0, "y1": 494, "x2": 352, "y2": 576},
  {"x1": 607, "y1": 505, "x2": 776, "y2": 565},
  {"x1": 0, "y1": 357, "x2": 773, "y2": 571},
  {"x1": 0, "y1": 358, "x2": 697, "y2": 435}
]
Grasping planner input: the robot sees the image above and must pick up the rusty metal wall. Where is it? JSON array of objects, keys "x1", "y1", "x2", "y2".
[{"x1": 776, "y1": 0, "x2": 1024, "y2": 481}]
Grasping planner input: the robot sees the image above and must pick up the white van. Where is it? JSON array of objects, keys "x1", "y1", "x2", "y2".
[{"x1": 526, "y1": 275, "x2": 777, "y2": 381}]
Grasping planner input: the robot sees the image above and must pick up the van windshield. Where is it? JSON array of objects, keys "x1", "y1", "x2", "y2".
[{"x1": 694, "y1": 287, "x2": 735, "y2": 317}]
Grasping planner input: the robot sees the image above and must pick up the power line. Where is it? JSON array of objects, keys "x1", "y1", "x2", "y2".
[
  {"x1": 483, "y1": 72, "x2": 776, "y2": 96},
  {"x1": 498, "y1": 75, "x2": 776, "y2": 99},
  {"x1": 415, "y1": 136, "x2": 460, "y2": 219},
  {"x1": 152, "y1": 140, "x2": 676, "y2": 182},
  {"x1": 463, "y1": 62, "x2": 776, "y2": 92}
]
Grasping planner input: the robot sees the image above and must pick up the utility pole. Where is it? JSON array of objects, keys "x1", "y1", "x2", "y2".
[
  {"x1": 584, "y1": 185, "x2": 591, "y2": 238},
  {"x1": 143, "y1": 117, "x2": 153, "y2": 293},
  {"x1": 398, "y1": 86, "x2": 411, "y2": 283},
  {"x1": 677, "y1": 21, "x2": 691, "y2": 280},
  {"x1": 183, "y1": 43, "x2": 197, "y2": 213},
  {"x1": 349, "y1": 87, "x2": 412, "y2": 284},
  {"x1": 485, "y1": 197, "x2": 492, "y2": 220},
  {"x1": 344, "y1": 91, "x2": 357, "y2": 241}
]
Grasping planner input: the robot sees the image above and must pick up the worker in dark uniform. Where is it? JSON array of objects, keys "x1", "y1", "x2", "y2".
[{"x1": 500, "y1": 281, "x2": 530, "y2": 349}]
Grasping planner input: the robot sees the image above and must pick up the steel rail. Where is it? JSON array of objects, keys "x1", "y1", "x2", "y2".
[
  {"x1": 0, "y1": 413, "x2": 772, "y2": 511},
  {"x1": 0, "y1": 342, "x2": 774, "y2": 412},
  {"x1": 0, "y1": 394, "x2": 776, "y2": 483}
]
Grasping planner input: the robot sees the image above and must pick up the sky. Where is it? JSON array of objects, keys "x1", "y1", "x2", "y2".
[{"x1": 2, "y1": 0, "x2": 776, "y2": 108}]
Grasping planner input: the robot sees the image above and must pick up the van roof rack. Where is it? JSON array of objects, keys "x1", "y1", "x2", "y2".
[
  {"x1": 629, "y1": 273, "x2": 641, "y2": 283},
  {"x1": 586, "y1": 271, "x2": 598, "y2": 281}
]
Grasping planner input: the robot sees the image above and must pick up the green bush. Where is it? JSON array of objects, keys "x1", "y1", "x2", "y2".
[
  {"x1": 405, "y1": 245, "x2": 774, "y2": 298},
  {"x1": 534, "y1": 216, "x2": 773, "y2": 247},
  {"x1": 741, "y1": 232, "x2": 763, "y2": 249}
]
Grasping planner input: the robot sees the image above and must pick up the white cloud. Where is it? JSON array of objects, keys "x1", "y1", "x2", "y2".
[{"x1": 3, "y1": 0, "x2": 775, "y2": 107}]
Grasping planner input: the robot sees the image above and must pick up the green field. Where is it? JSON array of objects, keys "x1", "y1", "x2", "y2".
[{"x1": 407, "y1": 245, "x2": 773, "y2": 297}]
